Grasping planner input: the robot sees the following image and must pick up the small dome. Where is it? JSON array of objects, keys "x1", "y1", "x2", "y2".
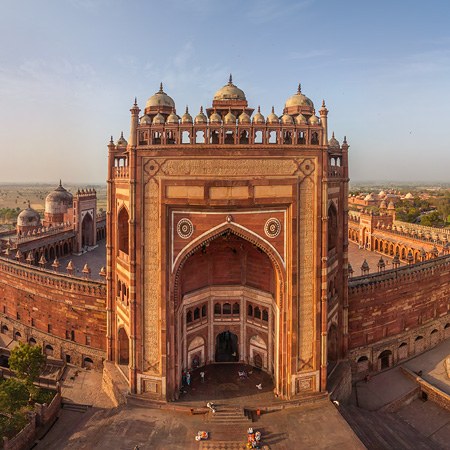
[
  {"x1": 404, "y1": 192, "x2": 414, "y2": 199},
  {"x1": 224, "y1": 109, "x2": 236, "y2": 125},
  {"x1": 380, "y1": 200, "x2": 387, "y2": 209},
  {"x1": 209, "y1": 110, "x2": 222, "y2": 124},
  {"x1": 281, "y1": 113, "x2": 294, "y2": 125},
  {"x1": 266, "y1": 107, "x2": 279, "y2": 124},
  {"x1": 364, "y1": 193, "x2": 375, "y2": 201},
  {"x1": 145, "y1": 83, "x2": 175, "y2": 110},
  {"x1": 308, "y1": 114, "x2": 320, "y2": 125},
  {"x1": 17, "y1": 205, "x2": 41, "y2": 227},
  {"x1": 181, "y1": 106, "x2": 193, "y2": 124},
  {"x1": 45, "y1": 181, "x2": 73, "y2": 213},
  {"x1": 166, "y1": 110, "x2": 179, "y2": 124},
  {"x1": 140, "y1": 114, "x2": 152, "y2": 125},
  {"x1": 152, "y1": 112, "x2": 165, "y2": 125},
  {"x1": 116, "y1": 131, "x2": 128, "y2": 146},
  {"x1": 252, "y1": 106, "x2": 265, "y2": 124},
  {"x1": 194, "y1": 107, "x2": 207, "y2": 124},
  {"x1": 388, "y1": 201, "x2": 395, "y2": 210},
  {"x1": 213, "y1": 75, "x2": 246, "y2": 101},
  {"x1": 378, "y1": 190, "x2": 386, "y2": 197},
  {"x1": 295, "y1": 114, "x2": 307, "y2": 125},
  {"x1": 328, "y1": 132, "x2": 340, "y2": 149},
  {"x1": 284, "y1": 84, "x2": 314, "y2": 109},
  {"x1": 238, "y1": 110, "x2": 251, "y2": 124}
]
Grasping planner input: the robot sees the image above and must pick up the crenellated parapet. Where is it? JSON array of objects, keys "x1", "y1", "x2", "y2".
[
  {"x1": 349, "y1": 254, "x2": 450, "y2": 292},
  {"x1": 0, "y1": 256, "x2": 106, "y2": 296}
]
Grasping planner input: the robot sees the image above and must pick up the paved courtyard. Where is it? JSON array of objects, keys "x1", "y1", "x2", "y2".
[{"x1": 348, "y1": 242, "x2": 396, "y2": 275}]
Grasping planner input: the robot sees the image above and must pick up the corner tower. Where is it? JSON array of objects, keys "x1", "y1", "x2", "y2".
[{"x1": 107, "y1": 78, "x2": 349, "y2": 401}]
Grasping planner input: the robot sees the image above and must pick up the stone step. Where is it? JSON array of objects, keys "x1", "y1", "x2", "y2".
[
  {"x1": 199, "y1": 441, "x2": 247, "y2": 450},
  {"x1": 61, "y1": 402, "x2": 91, "y2": 412}
]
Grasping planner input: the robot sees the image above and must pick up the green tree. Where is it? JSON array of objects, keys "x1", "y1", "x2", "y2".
[
  {"x1": 9, "y1": 343, "x2": 45, "y2": 385},
  {"x1": 0, "y1": 379, "x2": 29, "y2": 414},
  {"x1": 420, "y1": 211, "x2": 444, "y2": 227}
]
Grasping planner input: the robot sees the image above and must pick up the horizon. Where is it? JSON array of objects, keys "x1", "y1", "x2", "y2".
[{"x1": 1, "y1": 1, "x2": 450, "y2": 183}]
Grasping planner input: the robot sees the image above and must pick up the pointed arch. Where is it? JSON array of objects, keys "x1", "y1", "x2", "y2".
[{"x1": 117, "y1": 206, "x2": 130, "y2": 255}]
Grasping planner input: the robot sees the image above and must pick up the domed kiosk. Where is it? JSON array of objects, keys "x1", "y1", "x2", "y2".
[
  {"x1": 44, "y1": 181, "x2": 73, "y2": 226},
  {"x1": 17, "y1": 204, "x2": 41, "y2": 234}
]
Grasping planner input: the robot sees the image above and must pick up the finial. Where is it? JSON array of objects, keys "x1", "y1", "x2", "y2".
[
  {"x1": 185, "y1": 105, "x2": 189, "y2": 113},
  {"x1": 120, "y1": 131, "x2": 124, "y2": 138},
  {"x1": 271, "y1": 106, "x2": 275, "y2": 113},
  {"x1": 59, "y1": 179, "x2": 62, "y2": 187},
  {"x1": 297, "y1": 83, "x2": 301, "y2": 94},
  {"x1": 258, "y1": 106, "x2": 261, "y2": 113},
  {"x1": 200, "y1": 106, "x2": 203, "y2": 113},
  {"x1": 343, "y1": 135, "x2": 347, "y2": 143},
  {"x1": 159, "y1": 82, "x2": 163, "y2": 92},
  {"x1": 332, "y1": 131, "x2": 335, "y2": 138},
  {"x1": 322, "y1": 99, "x2": 326, "y2": 107},
  {"x1": 110, "y1": 135, "x2": 114, "y2": 144},
  {"x1": 134, "y1": 97, "x2": 137, "y2": 106},
  {"x1": 27, "y1": 200, "x2": 31, "y2": 208},
  {"x1": 229, "y1": 73, "x2": 233, "y2": 84}
]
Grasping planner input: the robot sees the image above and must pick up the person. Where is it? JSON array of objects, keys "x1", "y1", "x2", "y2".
[
  {"x1": 200, "y1": 371, "x2": 205, "y2": 383},
  {"x1": 182, "y1": 370, "x2": 187, "y2": 386},
  {"x1": 186, "y1": 371, "x2": 191, "y2": 386}
]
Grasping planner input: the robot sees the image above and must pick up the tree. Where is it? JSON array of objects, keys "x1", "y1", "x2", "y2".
[
  {"x1": 9, "y1": 343, "x2": 45, "y2": 385},
  {"x1": 0, "y1": 379, "x2": 29, "y2": 414}
]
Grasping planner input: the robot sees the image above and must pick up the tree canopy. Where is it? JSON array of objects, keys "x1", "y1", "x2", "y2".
[{"x1": 9, "y1": 343, "x2": 45, "y2": 384}]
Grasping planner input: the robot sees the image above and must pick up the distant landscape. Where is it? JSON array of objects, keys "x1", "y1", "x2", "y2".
[{"x1": 0, "y1": 183, "x2": 107, "y2": 229}]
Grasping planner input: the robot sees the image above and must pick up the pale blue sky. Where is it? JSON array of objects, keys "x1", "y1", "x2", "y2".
[{"x1": 1, "y1": 0, "x2": 450, "y2": 183}]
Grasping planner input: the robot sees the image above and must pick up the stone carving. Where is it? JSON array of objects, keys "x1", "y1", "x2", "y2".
[
  {"x1": 144, "y1": 178, "x2": 161, "y2": 374},
  {"x1": 161, "y1": 159, "x2": 298, "y2": 177},
  {"x1": 298, "y1": 176, "x2": 315, "y2": 371},
  {"x1": 177, "y1": 218, "x2": 194, "y2": 239},
  {"x1": 264, "y1": 218, "x2": 281, "y2": 238}
]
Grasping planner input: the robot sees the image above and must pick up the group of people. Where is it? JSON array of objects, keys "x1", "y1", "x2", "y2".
[
  {"x1": 181, "y1": 370, "x2": 191, "y2": 386},
  {"x1": 247, "y1": 428, "x2": 262, "y2": 448}
]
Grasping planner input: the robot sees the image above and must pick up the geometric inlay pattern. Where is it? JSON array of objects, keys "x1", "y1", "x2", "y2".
[
  {"x1": 264, "y1": 218, "x2": 281, "y2": 238},
  {"x1": 177, "y1": 218, "x2": 194, "y2": 239}
]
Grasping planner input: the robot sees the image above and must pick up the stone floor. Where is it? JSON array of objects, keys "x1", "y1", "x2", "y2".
[
  {"x1": 34, "y1": 364, "x2": 363, "y2": 450},
  {"x1": 348, "y1": 241, "x2": 399, "y2": 275}
]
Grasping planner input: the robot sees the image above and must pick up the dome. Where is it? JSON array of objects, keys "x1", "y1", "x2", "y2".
[
  {"x1": 266, "y1": 107, "x2": 279, "y2": 124},
  {"x1": 194, "y1": 107, "x2": 207, "y2": 124},
  {"x1": 224, "y1": 109, "x2": 236, "y2": 125},
  {"x1": 45, "y1": 181, "x2": 73, "y2": 213},
  {"x1": 213, "y1": 75, "x2": 246, "y2": 101},
  {"x1": 209, "y1": 110, "x2": 222, "y2": 124},
  {"x1": 116, "y1": 132, "x2": 128, "y2": 146},
  {"x1": 17, "y1": 205, "x2": 41, "y2": 228},
  {"x1": 152, "y1": 112, "x2": 165, "y2": 125},
  {"x1": 281, "y1": 113, "x2": 294, "y2": 125},
  {"x1": 295, "y1": 114, "x2": 307, "y2": 125},
  {"x1": 378, "y1": 190, "x2": 386, "y2": 197},
  {"x1": 380, "y1": 200, "x2": 387, "y2": 209},
  {"x1": 284, "y1": 84, "x2": 314, "y2": 109},
  {"x1": 328, "y1": 132, "x2": 340, "y2": 149},
  {"x1": 308, "y1": 114, "x2": 320, "y2": 125},
  {"x1": 238, "y1": 110, "x2": 251, "y2": 124},
  {"x1": 388, "y1": 201, "x2": 395, "y2": 210},
  {"x1": 145, "y1": 83, "x2": 175, "y2": 110},
  {"x1": 140, "y1": 114, "x2": 152, "y2": 125},
  {"x1": 252, "y1": 106, "x2": 265, "y2": 124},
  {"x1": 166, "y1": 110, "x2": 179, "y2": 124},
  {"x1": 181, "y1": 106, "x2": 193, "y2": 124},
  {"x1": 404, "y1": 192, "x2": 414, "y2": 199},
  {"x1": 364, "y1": 193, "x2": 375, "y2": 201}
]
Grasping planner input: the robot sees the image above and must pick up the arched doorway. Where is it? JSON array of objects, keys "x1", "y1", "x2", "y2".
[
  {"x1": 118, "y1": 328, "x2": 129, "y2": 366},
  {"x1": 172, "y1": 226, "x2": 284, "y2": 399},
  {"x1": 327, "y1": 324, "x2": 339, "y2": 365},
  {"x1": 378, "y1": 350, "x2": 392, "y2": 370},
  {"x1": 215, "y1": 331, "x2": 238, "y2": 362},
  {"x1": 81, "y1": 213, "x2": 94, "y2": 247}
]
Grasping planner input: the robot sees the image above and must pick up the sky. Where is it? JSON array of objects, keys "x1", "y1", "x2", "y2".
[{"x1": 1, "y1": 0, "x2": 450, "y2": 183}]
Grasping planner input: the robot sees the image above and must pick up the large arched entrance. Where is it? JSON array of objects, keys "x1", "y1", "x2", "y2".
[{"x1": 171, "y1": 227, "x2": 284, "y2": 399}]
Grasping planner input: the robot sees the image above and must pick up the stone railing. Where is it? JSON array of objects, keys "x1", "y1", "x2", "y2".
[
  {"x1": 113, "y1": 166, "x2": 129, "y2": 179},
  {"x1": 349, "y1": 253, "x2": 450, "y2": 291},
  {"x1": 0, "y1": 256, "x2": 106, "y2": 295},
  {"x1": 17, "y1": 223, "x2": 73, "y2": 244}
]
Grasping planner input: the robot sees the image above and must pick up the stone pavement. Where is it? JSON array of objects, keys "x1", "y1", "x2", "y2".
[
  {"x1": 34, "y1": 364, "x2": 363, "y2": 449},
  {"x1": 348, "y1": 242, "x2": 397, "y2": 275}
]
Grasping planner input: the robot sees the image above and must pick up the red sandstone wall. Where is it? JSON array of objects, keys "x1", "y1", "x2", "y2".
[
  {"x1": 348, "y1": 255, "x2": 450, "y2": 375},
  {"x1": 0, "y1": 257, "x2": 106, "y2": 368}
]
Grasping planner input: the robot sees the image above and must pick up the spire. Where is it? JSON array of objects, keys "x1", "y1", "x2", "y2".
[
  {"x1": 257, "y1": 106, "x2": 261, "y2": 113},
  {"x1": 271, "y1": 106, "x2": 275, "y2": 113},
  {"x1": 110, "y1": 135, "x2": 114, "y2": 144},
  {"x1": 134, "y1": 97, "x2": 137, "y2": 106},
  {"x1": 322, "y1": 99, "x2": 326, "y2": 107},
  {"x1": 200, "y1": 106, "x2": 204, "y2": 113},
  {"x1": 59, "y1": 179, "x2": 62, "y2": 187},
  {"x1": 228, "y1": 74, "x2": 233, "y2": 85},
  {"x1": 297, "y1": 83, "x2": 302, "y2": 94},
  {"x1": 332, "y1": 131, "x2": 335, "y2": 138},
  {"x1": 120, "y1": 131, "x2": 124, "y2": 139},
  {"x1": 159, "y1": 82, "x2": 164, "y2": 92},
  {"x1": 185, "y1": 105, "x2": 189, "y2": 114},
  {"x1": 27, "y1": 200, "x2": 31, "y2": 209}
]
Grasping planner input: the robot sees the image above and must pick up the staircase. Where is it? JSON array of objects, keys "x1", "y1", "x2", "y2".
[
  {"x1": 207, "y1": 406, "x2": 252, "y2": 424},
  {"x1": 61, "y1": 401, "x2": 91, "y2": 413},
  {"x1": 340, "y1": 404, "x2": 441, "y2": 450}
]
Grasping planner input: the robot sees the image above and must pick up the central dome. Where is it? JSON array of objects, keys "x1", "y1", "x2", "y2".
[
  {"x1": 284, "y1": 84, "x2": 314, "y2": 109},
  {"x1": 213, "y1": 75, "x2": 246, "y2": 101},
  {"x1": 145, "y1": 83, "x2": 175, "y2": 110}
]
